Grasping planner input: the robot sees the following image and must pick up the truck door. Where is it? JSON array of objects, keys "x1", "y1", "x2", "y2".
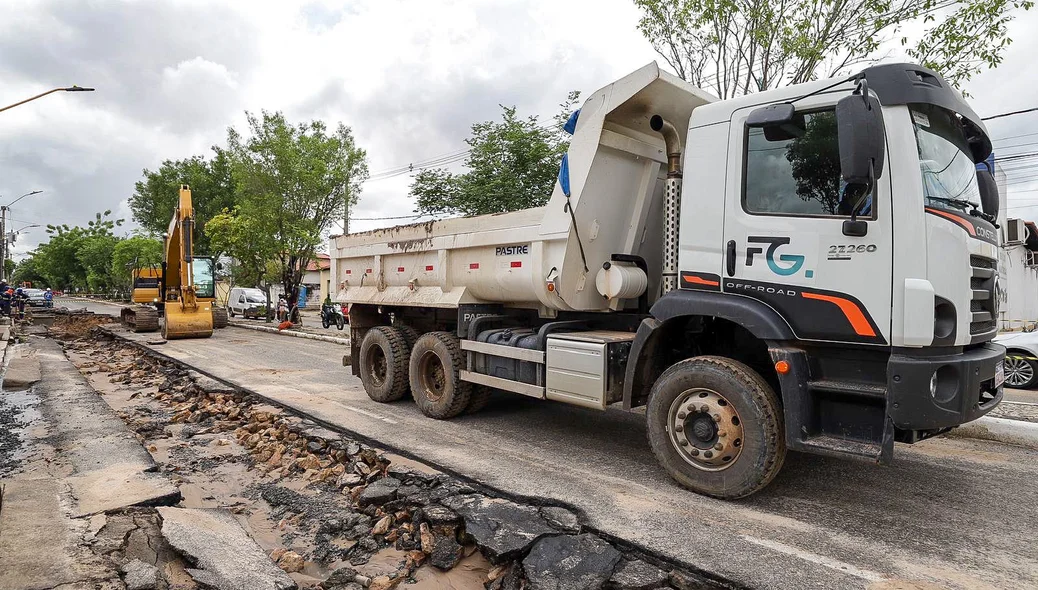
[{"x1": 720, "y1": 98, "x2": 893, "y2": 346}]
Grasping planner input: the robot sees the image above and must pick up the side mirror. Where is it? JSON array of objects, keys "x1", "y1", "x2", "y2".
[
  {"x1": 747, "y1": 103, "x2": 806, "y2": 141},
  {"x1": 977, "y1": 168, "x2": 999, "y2": 219},
  {"x1": 836, "y1": 86, "x2": 885, "y2": 185}
]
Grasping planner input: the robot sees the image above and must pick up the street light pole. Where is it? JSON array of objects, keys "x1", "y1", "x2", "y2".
[
  {"x1": 0, "y1": 191, "x2": 42, "y2": 282},
  {"x1": 0, "y1": 86, "x2": 95, "y2": 114}
]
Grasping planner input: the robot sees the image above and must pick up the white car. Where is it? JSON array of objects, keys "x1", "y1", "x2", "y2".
[{"x1": 993, "y1": 331, "x2": 1038, "y2": 388}]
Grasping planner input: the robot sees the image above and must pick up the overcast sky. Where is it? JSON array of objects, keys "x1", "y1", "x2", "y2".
[{"x1": 1, "y1": 0, "x2": 1037, "y2": 258}]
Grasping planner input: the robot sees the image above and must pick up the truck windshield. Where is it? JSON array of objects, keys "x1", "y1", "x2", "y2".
[
  {"x1": 911, "y1": 104, "x2": 980, "y2": 213},
  {"x1": 193, "y1": 258, "x2": 215, "y2": 299}
]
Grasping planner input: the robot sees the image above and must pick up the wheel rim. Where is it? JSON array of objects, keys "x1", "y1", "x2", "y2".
[
  {"x1": 366, "y1": 344, "x2": 388, "y2": 387},
  {"x1": 667, "y1": 388, "x2": 744, "y2": 472},
  {"x1": 1005, "y1": 357, "x2": 1033, "y2": 387},
  {"x1": 417, "y1": 350, "x2": 447, "y2": 402}
]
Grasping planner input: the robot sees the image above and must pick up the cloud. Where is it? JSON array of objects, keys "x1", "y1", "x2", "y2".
[{"x1": 1, "y1": 0, "x2": 1037, "y2": 258}]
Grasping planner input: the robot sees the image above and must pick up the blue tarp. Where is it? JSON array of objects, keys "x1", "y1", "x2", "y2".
[
  {"x1": 564, "y1": 109, "x2": 580, "y2": 135},
  {"x1": 558, "y1": 154, "x2": 571, "y2": 197}
]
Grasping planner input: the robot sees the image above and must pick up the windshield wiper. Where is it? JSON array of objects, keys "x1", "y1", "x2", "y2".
[
  {"x1": 927, "y1": 196, "x2": 978, "y2": 210},
  {"x1": 927, "y1": 196, "x2": 997, "y2": 224}
]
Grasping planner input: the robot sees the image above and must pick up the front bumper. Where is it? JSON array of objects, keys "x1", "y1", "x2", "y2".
[{"x1": 887, "y1": 343, "x2": 1004, "y2": 430}]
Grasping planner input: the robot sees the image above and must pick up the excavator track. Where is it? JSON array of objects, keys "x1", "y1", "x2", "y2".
[
  {"x1": 121, "y1": 305, "x2": 160, "y2": 333},
  {"x1": 212, "y1": 307, "x2": 228, "y2": 329}
]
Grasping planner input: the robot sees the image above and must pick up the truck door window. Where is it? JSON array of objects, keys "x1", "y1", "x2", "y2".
[{"x1": 744, "y1": 109, "x2": 874, "y2": 218}]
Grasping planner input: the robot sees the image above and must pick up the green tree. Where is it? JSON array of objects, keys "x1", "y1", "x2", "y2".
[
  {"x1": 35, "y1": 211, "x2": 123, "y2": 291},
  {"x1": 634, "y1": 0, "x2": 1033, "y2": 98},
  {"x1": 219, "y1": 110, "x2": 368, "y2": 322},
  {"x1": 11, "y1": 255, "x2": 46, "y2": 287},
  {"x1": 409, "y1": 92, "x2": 581, "y2": 217},
  {"x1": 111, "y1": 235, "x2": 164, "y2": 291},
  {"x1": 206, "y1": 209, "x2": 281, "y2": 318},
  {"x1": 130, "y1": 148, "x2": 237, "y2": 258}
]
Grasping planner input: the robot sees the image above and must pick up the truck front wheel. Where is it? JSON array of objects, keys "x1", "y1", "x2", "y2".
[
  {"x1": 410, "y1": 332, "x2": 471, "y2": 419},
  {"x1": 359, "y1": 327, "x2": 411, "y2": 402},
  {"x1": 646, "y1": 356, "x2": 785, "y2": 499}
]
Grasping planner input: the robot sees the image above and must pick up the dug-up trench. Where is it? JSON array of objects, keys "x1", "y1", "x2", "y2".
[{"x1": 49, "y1": 314, "x2": 728, "y2": 590}]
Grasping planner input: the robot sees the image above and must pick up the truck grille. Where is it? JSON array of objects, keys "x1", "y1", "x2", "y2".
[{"x1": 969, "y1": 255, "x2": 997, "y2": 335}]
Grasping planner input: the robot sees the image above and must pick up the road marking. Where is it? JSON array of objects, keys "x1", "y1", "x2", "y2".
[
  {"x1": 1001, "y1": 400, "x2": 1038, "y2": 407},
  {"x1": 740, "y1": 535, "x2": 884, "y2": 582},
  {"x1": 333, "y1": 403, "x2": 398, "y2": 424}
]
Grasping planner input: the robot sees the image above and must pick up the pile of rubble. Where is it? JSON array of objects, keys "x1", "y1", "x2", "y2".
[
  {"x1": 66, "y1": 330, "x2": 723, "y2": 590},
  {"x1": 47, "y1": 309, "x2": 115, "y2": 339}
]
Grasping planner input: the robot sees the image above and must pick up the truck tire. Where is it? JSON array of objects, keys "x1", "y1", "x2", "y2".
[
  {"x1": 466, "y1": 386, "x2": 493, "y2": 414},
  {"x1": 410, "y1": 331, "x2": 471, "y2": 419},
  {"x1": 360, "y1": 326, "x2": 410, "y2": 403},
  {"x1": 646, "y1": 356, "x2": 785, "y2": 499},
  {"x1": 397, "y1": 325, "x2": 419, "y2": 350}
]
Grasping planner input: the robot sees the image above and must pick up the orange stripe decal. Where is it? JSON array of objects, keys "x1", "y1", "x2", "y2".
[
  {"x1": 683, "y1": 275, "x2": 720, "y2": 287},
  {"x1": 801, "y1": 292, "x2": 876, "y2": 337},
  {"x1": 925, "y1": 207, "x2": 976, "y2": 236}
]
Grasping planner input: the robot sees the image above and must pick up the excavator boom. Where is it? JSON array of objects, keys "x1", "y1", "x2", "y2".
[{"x1": 122, "y1": 184, "x2": 226, "y2": 337}]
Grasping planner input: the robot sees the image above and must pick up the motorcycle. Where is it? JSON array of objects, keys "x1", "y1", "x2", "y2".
[{"x1": 321, "y1": 303, "x2": 347, "y2": 330}]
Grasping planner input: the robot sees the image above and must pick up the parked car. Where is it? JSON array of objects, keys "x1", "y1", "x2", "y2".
[
  {"x1": 23, "y1": 288, "x2": 47, "y2": 307},
  {"x1": 994, "y1": 331, "x2": 1038, "y2": 388},
  {"x1": 227, "y1": 287, "x2": 268, "y2": 319}
]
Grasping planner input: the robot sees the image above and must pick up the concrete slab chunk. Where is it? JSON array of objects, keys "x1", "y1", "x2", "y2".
[
  {"x1": 0, "y1": 479, "x2": 79, "y2": 590},
  {"x1": 158, "y1": 507, "x2": 297, "y2": 590},
  {"x1": 4, "y1": 356, "x2": 41, "y2": 389},
  {"x1": 67, "y1": 461, "x2": 181, "y2": 518}
]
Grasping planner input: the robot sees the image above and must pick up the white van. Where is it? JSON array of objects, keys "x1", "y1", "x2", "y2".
[{"x1": 227, "y1": 287, "x2": 268, "y2": 319}]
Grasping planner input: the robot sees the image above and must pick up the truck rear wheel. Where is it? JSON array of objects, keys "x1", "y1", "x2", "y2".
[
  {"x1": 466, "y1": 386, "x2": 493, "y2": 414},
  {"x1": 360, "y1": 326, "x2": 410, "y2": 402},
  {"x1": 410, "y1": 331, "x2": 471, "y2": 419},
  {"x1": 646, "y1": 356, "x2": 785, "y2": 499}
]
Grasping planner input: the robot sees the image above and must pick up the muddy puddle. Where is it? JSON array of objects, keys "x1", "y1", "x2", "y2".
[{"x1": 0, "y1": 387, "x2": 44, "y2": 477}]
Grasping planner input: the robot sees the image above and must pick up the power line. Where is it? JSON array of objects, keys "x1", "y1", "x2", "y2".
[{"x1": 983, "y1": 106, "x2": 1038, "y2": 121}]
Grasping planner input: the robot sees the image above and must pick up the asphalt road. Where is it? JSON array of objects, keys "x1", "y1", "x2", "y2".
[{"x1": 64, "y1": 299, "x2": 1038, "y2": 589}]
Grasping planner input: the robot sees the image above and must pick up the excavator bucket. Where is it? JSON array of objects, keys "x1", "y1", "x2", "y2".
[{"x1": 163, "y1": 303, "x2": 214, "y2": 339}]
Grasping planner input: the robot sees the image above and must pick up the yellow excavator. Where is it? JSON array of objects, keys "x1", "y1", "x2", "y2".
[{"x1": 121, "y1": 184, "x2": 228, "y2": 338}]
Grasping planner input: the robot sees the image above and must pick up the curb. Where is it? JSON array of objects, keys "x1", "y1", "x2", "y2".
[
  {"x1": 947, "y1": 415, "x2": 1038, "y2": 449},
  {"x1": 227, "y1": 321, "x2": 350, "y2": 346}
]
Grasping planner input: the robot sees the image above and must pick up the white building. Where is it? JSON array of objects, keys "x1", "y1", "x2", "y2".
[{"x1": 995, "y1": 163, "x2": 1038, "y2": 331}]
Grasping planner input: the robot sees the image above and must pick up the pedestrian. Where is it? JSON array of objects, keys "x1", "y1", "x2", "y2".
[
  {"x1": 0, "y1": 283, "x2": 11, "y2": 318},
  {"x1": 44, "y1": 288, "x2": 53, "y2": 308},
  {"x1": 14, "y1": 288, "x2": 28, "y2": 319},
  {"x1": 276, "y1": 296, "x2": 288, "y2": 322}
]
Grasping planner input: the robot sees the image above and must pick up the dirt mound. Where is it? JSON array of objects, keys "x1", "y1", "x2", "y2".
[{"x1": 48, "y1": 311, "x2": 115, "y2": 339}]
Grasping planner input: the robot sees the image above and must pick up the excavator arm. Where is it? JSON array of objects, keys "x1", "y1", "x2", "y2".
[
  {"x1": 161, "y1": 185, "x2": 216, "y2": 339},
  {"x1": 122, "y1": 184, "x2": 225, "y2": 337}
]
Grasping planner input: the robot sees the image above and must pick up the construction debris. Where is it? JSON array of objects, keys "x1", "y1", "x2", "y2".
[{"x1": 50, "y1": 326, "x2": 723, "y2": 590}]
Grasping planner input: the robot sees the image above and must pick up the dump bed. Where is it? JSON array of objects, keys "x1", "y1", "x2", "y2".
[{"x1": 329, "y1": 63, "x2": 715, "y2": 313}]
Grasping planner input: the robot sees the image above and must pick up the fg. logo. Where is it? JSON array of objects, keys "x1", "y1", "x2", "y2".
[{"x1": 746, "y1": 236, "x2": 814, "y2": 278}]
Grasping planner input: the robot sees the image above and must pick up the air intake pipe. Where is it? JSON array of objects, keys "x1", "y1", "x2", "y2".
[
  {"x1": 650, "y1": 115, "x2": 683, "y2": 178},
  {"x1": 651, "y1": 115, "x2": 683, "y2": 294}
]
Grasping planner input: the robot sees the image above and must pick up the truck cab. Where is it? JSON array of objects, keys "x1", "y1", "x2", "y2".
[
  {"x1": 645, "y1": 63, "x2": 1003, "y2": 475},
  {"x1": 331, "y1": 63, "x2": 1004, "y2": 499}
]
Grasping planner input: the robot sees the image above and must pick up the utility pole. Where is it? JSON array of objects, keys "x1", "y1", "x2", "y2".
[
  {"x1": 343, "y1": 200, "x2": 350, "y2": 235},
  {"x1": 0, "y1": 206, "x2": 6, "y2": 283},
  {"x1": 0, "y1": 191, "x2": 43, "y2": 282}
]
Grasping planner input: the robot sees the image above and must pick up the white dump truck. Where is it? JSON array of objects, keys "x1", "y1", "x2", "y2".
[{"x1": 330, "y1": 62, "x2": 1005, "y2": 498}]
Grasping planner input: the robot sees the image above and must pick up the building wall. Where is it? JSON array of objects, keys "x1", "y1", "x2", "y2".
[{"x1": 999, "y1": 244, "x2": 1038, "y2": 331}]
